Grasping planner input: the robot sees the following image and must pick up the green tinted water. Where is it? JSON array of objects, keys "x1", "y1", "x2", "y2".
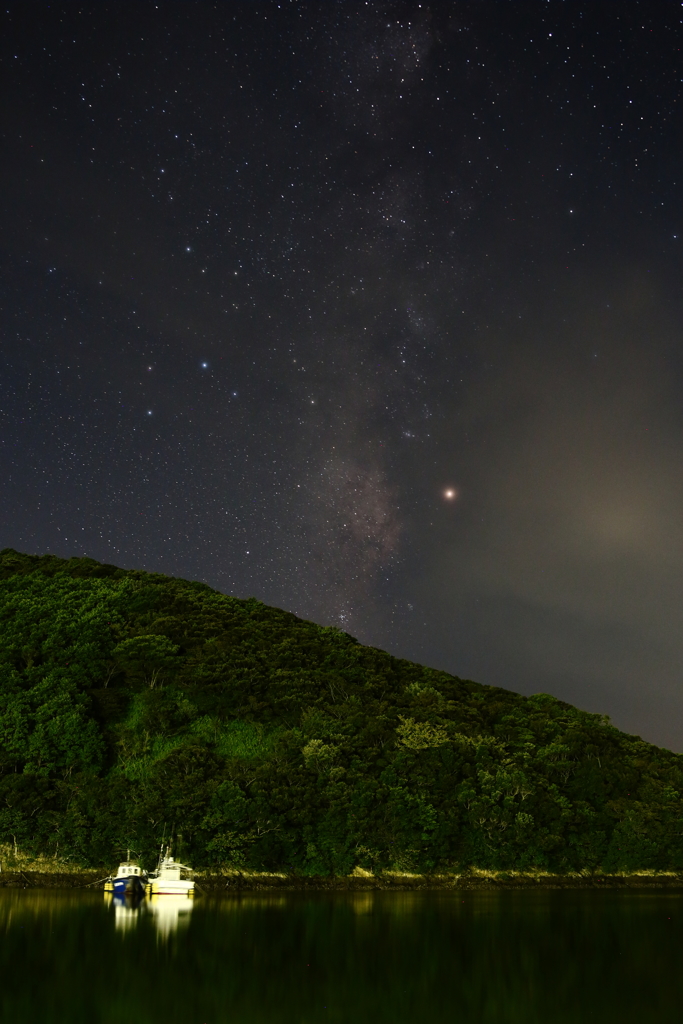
[{"x1": 1, "y1": 888, "x2": 681, "y2": 1023}]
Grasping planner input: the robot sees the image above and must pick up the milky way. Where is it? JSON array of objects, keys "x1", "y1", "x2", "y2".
[{"x1": 3, "y1": 2, "x2": 683, "y2": 748}]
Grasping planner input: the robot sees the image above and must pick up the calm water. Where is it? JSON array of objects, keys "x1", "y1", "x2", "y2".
[{"x1": 1, "y1": 887, "x2": 682, "y2": 1023}]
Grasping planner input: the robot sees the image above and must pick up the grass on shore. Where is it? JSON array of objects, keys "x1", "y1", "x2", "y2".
[{"x1": 0, "y1": 844, "x2": 89, "y2": 875}]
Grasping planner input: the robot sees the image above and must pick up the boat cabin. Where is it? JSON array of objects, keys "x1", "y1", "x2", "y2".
[
  {"x1": 157, "y1": 857, "x2": 192, "y2": 881},
  {"x1": 116, "y1": 862, "x2": 143, "y2": 877}
]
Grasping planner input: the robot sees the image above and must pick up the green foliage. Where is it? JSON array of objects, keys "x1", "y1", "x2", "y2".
[
  {"x1": 397, "y1": 716, "x2": 450, "y2": 750},
  {"x1": 1, "y1": 547, "x2": 683, "y2": 874},
  {"x1": 112, "y1": 634, "x2": 180, "y2": 688}
]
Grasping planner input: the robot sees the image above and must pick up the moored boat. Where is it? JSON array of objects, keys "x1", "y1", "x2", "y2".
[
  {"x1": 146, "y1": 847, "x2": 195, "y2": 897},
  {"x1": 104, "y1": 855, "x2": 147, "y2": 898}
]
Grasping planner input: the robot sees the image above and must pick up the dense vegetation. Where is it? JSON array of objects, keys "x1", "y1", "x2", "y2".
[{"x1": 1, "y1": 548, "x2": 682, "y2": 875}]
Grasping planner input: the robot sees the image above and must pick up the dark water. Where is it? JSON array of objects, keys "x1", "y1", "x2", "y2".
[{"x1": 1, "y1": 887, "x2": 682, "y2": 1023}]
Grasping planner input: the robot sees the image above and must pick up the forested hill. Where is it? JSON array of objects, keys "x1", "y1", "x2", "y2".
[{"x1": 1, "y1": 547, "x2": 682, "y2": 875}]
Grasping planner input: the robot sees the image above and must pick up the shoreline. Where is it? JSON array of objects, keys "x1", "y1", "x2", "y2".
[{"x1": 3, "y1": 870, "x2": 683, "y2": 892}]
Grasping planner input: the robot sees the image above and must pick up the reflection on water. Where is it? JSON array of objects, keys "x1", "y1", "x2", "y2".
[
  {"x1": 111, "y1": 893, "x2": 141, "y2": 933},
  {"x1": 103, "y1": 891, "x2": 194, "y2": 936},
  {"x1": 1, "y1": 888, "x2": 683, "y2": 1023},
  {"x1": 147, "y1": 894, "x2": 194, "y2": 937}
]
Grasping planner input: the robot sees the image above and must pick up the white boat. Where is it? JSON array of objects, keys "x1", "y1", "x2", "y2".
[{"x1": 146, "y1": 848, "x2": 195, "y2": 897}]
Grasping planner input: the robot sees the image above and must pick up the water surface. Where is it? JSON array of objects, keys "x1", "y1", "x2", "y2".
[{"x1": 1, "y1": 887, "x2": 681, "y2": 1023}]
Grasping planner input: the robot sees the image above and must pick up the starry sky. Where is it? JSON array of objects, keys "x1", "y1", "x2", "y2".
[{"x1": 3, "y1": 1, "x2": 683, "y2": 749}]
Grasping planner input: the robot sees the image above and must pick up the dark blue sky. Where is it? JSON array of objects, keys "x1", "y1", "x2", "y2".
[{"x1": 3, "y1": 1, "x2": 683, "y2": 748}]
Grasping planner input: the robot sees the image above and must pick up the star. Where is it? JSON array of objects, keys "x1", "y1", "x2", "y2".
[{"x1": 4, "y1": 0, "x2": 682, "y2": 752}]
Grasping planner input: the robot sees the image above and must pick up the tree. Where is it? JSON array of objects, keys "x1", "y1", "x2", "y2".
[{"x1": 112, "y1": 634, "x2": 179, "y2": 688}]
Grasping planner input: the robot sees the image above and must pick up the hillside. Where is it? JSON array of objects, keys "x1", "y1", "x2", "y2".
[{"x1": 1, "y1": 547, "x2": 682, "y2": 875}]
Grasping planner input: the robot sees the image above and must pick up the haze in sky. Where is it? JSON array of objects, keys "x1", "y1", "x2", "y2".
[{"x1": 3, "y1": 1, "x2": 683, "y2": 748}]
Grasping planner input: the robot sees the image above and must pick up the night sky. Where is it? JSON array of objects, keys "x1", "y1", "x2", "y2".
[{"x1": 3, "y1": 2, "x2": 683, "y2": 749}]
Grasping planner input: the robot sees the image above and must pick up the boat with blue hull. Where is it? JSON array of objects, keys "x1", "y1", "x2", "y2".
[{"x1": 104, "y1": 857, "x2": 147, "y2": 898}]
